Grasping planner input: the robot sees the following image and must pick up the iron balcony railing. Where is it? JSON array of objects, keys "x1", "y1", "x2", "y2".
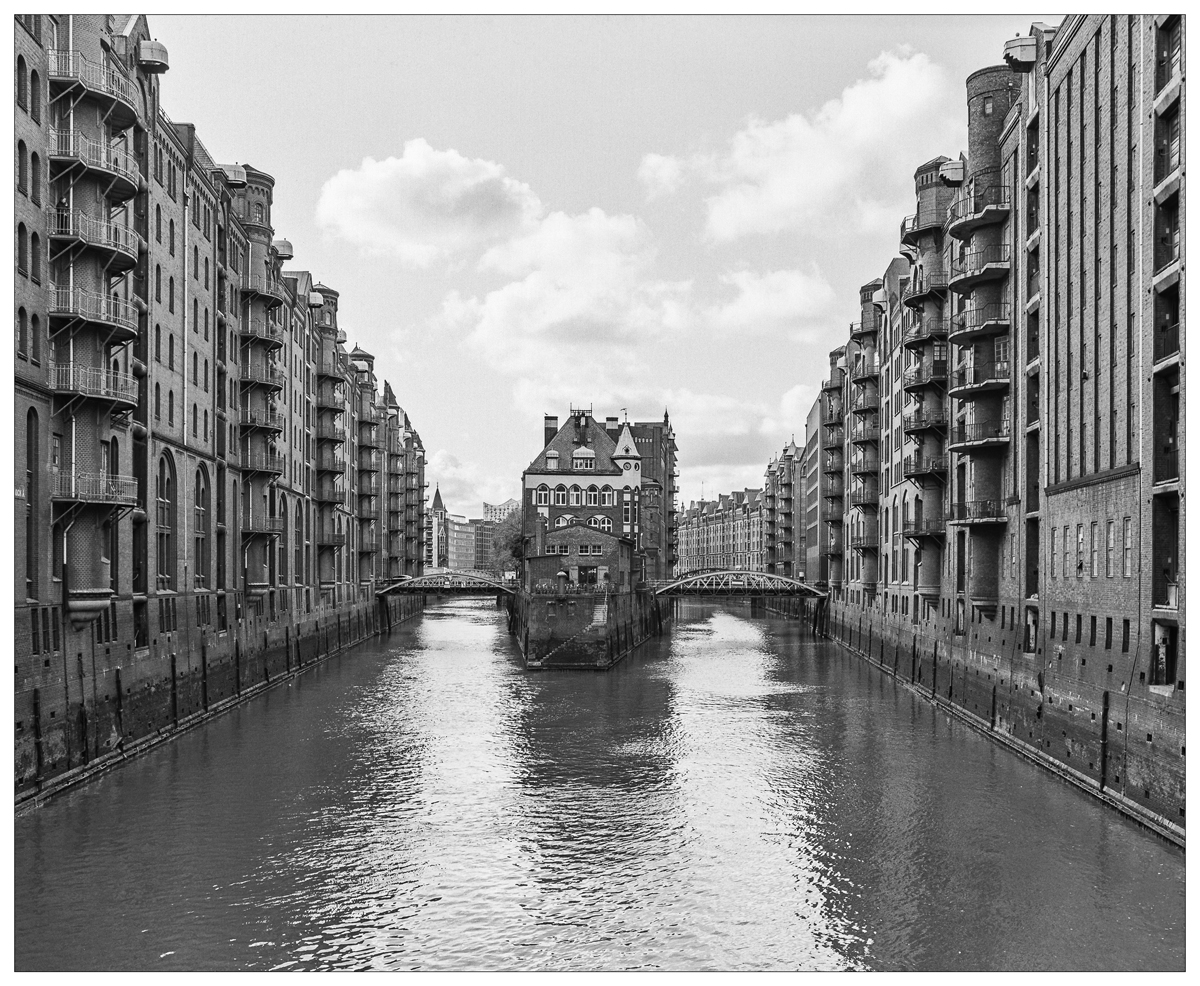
[
  {"x1": 952, "y1": 360, "x2": 1011, "y2": 390},
  {"x1": 48, "y1": 49, "x2": 137, "y2": 108},
  {"x1": 240, "y1": 321, "x2": 283, "y2": 345},
  {"x1": 316, "y1": 531, "x2": 346, "y2": 547},
  {"x1": 850, "y1": 391, "x2": 879, "y2": 413},
  {"x1": 902, "y1": 270, "x2": 949, "y2": 304},
  {"x1": 239, "y1": 362, "x2": 284, "y2": 388},
  {"x1": 49, "y1": 361, "x2": 138, "y2": 405},
  {"x1": 241, "y1": 452, "x2": 285, "y2": 474},
  {"x1": 242, "y1": 514, "x2": 285, "y2": 534},
  {"x1": 850, "y1": 532, "x2": 880, "y2": 549},
  {"x1": 317, "y1": 421, "x2": 347, "y2": 442},
  {"x1": 1154, "y1": 448, "x2": 1180, "y2": 483},
  {"x1": 316, "y1": 388, "x2": 343, "y2": 409},
  {"x1": 821, "y1": 426, "x2": 844, "y2": 449},
  {"x1": 820, "y1": 538, "x2": 845, "y2": 555},
  {"x1": 316, "y1": 453, "x2": 345, "y2": 472},
  {"x1": 851, "y1": 358, "x2": 881, "y2": 382},
  {"x1": 947, "y1": 183, "x2": 1011, "y2": 226},
  {"x1": 903, "y1": 360, "x2": 948, "y2": 389},
  {"x1": 821, "y1": 403, "x2": 844, "y2": 425},
  {"x1": 850, "y1": 490, "x2": 880, "y2": 508},
  {"x1": 903, "y1": 517, "x2": 946, "y2": 537},
  {"x1": 51, "y1": 210, "x2": 138, "y2": 263},
  {"x1": 49, "y1": 129, "x2": 139, "y2": 191},
  {"x1": 52, "y1": 470, "x2": 138, "y2": 504},
  {"x1": 50, "y1": 284, "x2": 139, "y2": 335},
  {"x1": 1155, "y1": 322, "x2": 1181, "y2": 362},
  {"x1": 239, "y1": 409, "x2": 285, "y2": 432},
  {"x1": 821, "y1": 375, "x2": 844, "y2": 393},
  {"x1": 949, "y1": 499, "x2": 1006, "y2": 522},
  {"x1": 950, "y1": 243, "x2": 1011, "y2": 280},
  {"x1": 950, "y1": 302, "x2": 1011, "y2": 339},
  {"x1": 903, "y1": 407, "x2": 949, "y2": 431},
  {"x1": 950, "y1": 420, "x2": 1010, "y2": 445},
  {"x1": 903, "y1": 454, "x2": 948, "y2": 476},
  {"x1": 902, "y1": 317, "x2": 949, "y2": 346},
  {"x1": 821, "y1": 479, "x2": 844, "y2": 498},
  {"x1": 359, "y1": 477, "x2": 381, "y2": 495},
  {"x1": 849, "y1": 312, "x2": 882, "y2": 338},
  {"x1": 851, "y1": 423, "x2": 880, "y2": 444},
  {"x1": 851, "y1": 456, "x2": 879, "y2": 475},
  {"x1": 244, "y1": 271, "x2": 286, "y2": 304},
  {"x1": 900, "y1": 205, "x2": 944, "y2": 243}
]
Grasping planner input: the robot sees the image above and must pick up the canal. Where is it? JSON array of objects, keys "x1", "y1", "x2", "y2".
[{"x1": 14, "y1": 600, "x2": 1185, "y2": 971}]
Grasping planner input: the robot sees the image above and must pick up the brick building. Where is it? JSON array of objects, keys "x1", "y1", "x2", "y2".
[
  {"x1": 803, "y1": 16, "x2": 1185, "y2": 831},
  {"x1": 675, "y1": 489, "x2": 766, "y2": 575},
  {"x1": 14, "y1": 13, "x2": 426, "y2": 790}
]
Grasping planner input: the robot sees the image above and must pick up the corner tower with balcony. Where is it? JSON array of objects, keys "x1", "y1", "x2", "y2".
[{"x1": 847, "y1": 280, "x2": 882, "y2": 599}]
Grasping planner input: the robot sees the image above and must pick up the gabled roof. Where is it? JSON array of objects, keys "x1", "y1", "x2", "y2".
[
  {"x1": 612, "y1": 422, "x2": 640, "y2": 458},
  {"x1": 431, "y1": 485, "x2": 444, "y2": 510},
  {"x1": 526, "y1": 413, "x2": 623, "y2": 475}
]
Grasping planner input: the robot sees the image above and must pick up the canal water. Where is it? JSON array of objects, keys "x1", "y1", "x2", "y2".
[{"x1": 14, "y1": 600, "x2": 1185, "y2": 971}]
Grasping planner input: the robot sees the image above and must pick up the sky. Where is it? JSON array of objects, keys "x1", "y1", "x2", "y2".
[{"x1": 149, "y1": 14, "x2": 1058, "y2": 517}]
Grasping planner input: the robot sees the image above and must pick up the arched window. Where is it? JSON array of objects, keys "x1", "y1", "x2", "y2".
[
  {"x1": 107, "y1": 438, "x2": 120, "y2": 591},
  {"x1": 295, "y1": 501, "x2": 304, "y2": 580},
  {"x1": 156, "y1": 453, "x2": 177, "y2": 589},
  {"x1": 204, "y1": 308, "x2": 209, "y2": 340},
  {"x1": 168, "y1": 333, "x2": 174, "y2": 369},
  {"x1": 192, "y1": 351, "x2": 198, "y2": 383},
  {"x1": 169, "y1": 219, "x2": 174, "y2": 254},
  {"x1": 192, "y1": 297, "x2": 198, "y2": 332},
  {"x1": 17, "y1": 306, "x2": 28, "y2": 356},
  {"x1": 155, "y1": 383, "x2": 161, "y2": 419},
  {"x1": 168, "y1": 390, "x2": 174, "y2": 425},
  {"x1": 203, "y1": 409, "x2": 208, "y2": 440},
  {"x1": 17, "y1": 223, "x2": 28, "y2": 275},
  {"x1": 25, "y1": 409, "x2": 38, "y2": 599},
  {"x1": 204, "y1": 359, "x2": 209, "y2": 391},
  {"x1": 30, "y1": 152, "x2": 39, "y2": 204},
  {"x1": 194, "y1": 467, "x2": 210, "y2": 588},
  {"x1": 168, "y1": 277, "x2": 175, "y2": 312},
  {"x1": 17, "y1": 140, "x2": 27, "y2": 194},
  {"x1": 587, "y1": 515, "x2": 600, "y2": 528},
  {"x1": 554, "y1": 516, "x2": 568, "y2": 528},
  {"x1": 155, "y1": 264, "x2": 161, "y2": 301},
  {"x1": 155, "y1": 324, "x2": 161, "y2": 361},
  {"x1": 204, "y1": 258, "x2": 210, "y2": 289},
  {"x1": 279, "y1": 493, "x2": 288, "y2": 582},
  {"x1": 16, "y1": 56, "x2": 27, "y2": 111},
  {"x1": 597, "y1": 516, "x2": 613, "y2": 533},
  {"x1": 569, "y1": 486, "x2": 582, "y2": 506},
  {"x1": 553, "y1": 485, "x2": 567, "y2": 506},
  {"x1": 29, "y1": 69, "x2": 39, "y2": 122},
  {"x1": 254, "y1": 203, "x2": 264, "y2": 223},
  {"x1": 29, "y1": 233, "x2": 40, "y2": 282},
  {"x1": 600, "y1": 486, "x2": 615, "y2": 507},
  {"x1": 31, "y1": 314, "x2": 40, "y2": 362},
  {"x1": 586, "y1": 486, "x2": 599, "y2": 506},
  {"x1": 192, "y1": 403, "x2": 198, "y2": 436},
  {"x1": 536, "y1": 485, "x2": 549, "y2": 506},
  {"x1": 156, "y1": 205, "x2": 162, "y2": 242}
]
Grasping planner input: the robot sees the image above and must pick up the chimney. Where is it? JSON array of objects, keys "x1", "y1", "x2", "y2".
[
  {"x1": 544, "y1": 415, "x2": 558, "y2": 448},
  {"x1": 606, "y1": 416, "x2": 619, "y2": 436}
]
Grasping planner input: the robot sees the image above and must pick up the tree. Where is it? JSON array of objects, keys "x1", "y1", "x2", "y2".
[{"x1": 492, "y1": 509, "x2": 524, "y2": 576}]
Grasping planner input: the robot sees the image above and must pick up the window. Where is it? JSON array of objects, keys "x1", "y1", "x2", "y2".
[
  {"x1": 193, "y1": 245, "x2": 199, "y2": 278},
  {"x1": 1123, "y1": 517, "x2": 1132, "y2": 576},
  {"x1": 1090, "y1": 523, "x2": 1098, "y2": 577},
  {"x1": 983, "y1": 95, "x2": 994, "y2": 116},
  {"x1": 168, "y1": 390, "x2": 174, "y2": 426},
  {"x1": 1106, "y1": 520, "x2": 1114, "y2": 577},
  {"x1": 29, "y1": 153, "x2": 39, "y2": 204},
  {"x1": 155, "y1": 324, "x2": 162, "y2": 361},
  {"x1": 601, "y1": 487, "x2": 615, "y2": 507},
  {"x1": 192, "y1": 403, "x2": 198, "y2": 437},
  {"x1": 591, "y1": 544, "x2": 603, "y2": 555},
  {"x1": 1076, "y1": 614, "x2": 1083, "y2": 644},
  {"x1": 17, "y1": 140, "x2": 27, "y2": 194},
  {"x1": 169, "y1": 219, "x2": 175, "y2": 254},
  {"x1": 570, "y1": 486, "x2": 582, "y2": 506},
  {"x1": 155, "y1": 383, "x2": 161, "y2": 420},
  {"x1": 17, "y1": 223, "x2": 28, "y2": 275},
  {"x1": 597, "y1": 517, "x2": 613, "y2": 533},
  {"x1": 156, "y1": 454, "x2": 177, "y2": 589},
  {"x1": 156, "y1": 205, "x2": 162, "y2": 242},
  {"x1": 554, "y1": 516, "x2": 568, "y2": 528},
  {"x1": 546, "y1": 452, "x2": 559, "y2": 470},
  {"x1": 1051, "y1": 527, "x2": 1058, "y2": 578},
  {"x1": 193, "y1": 298, "x2": 198, "y2": 332},
  {"x1": 169, "y1": 277, "x2": 175, "y2": 313},
  {"x1": 553, "y1": 486, "x2": 567, "y2": 506},
  {"x1": 1077, "y1": 525, "x2": 1085, "y2": 578},
  {"x1": 29, "y1": 233, "x2": 39, "y2": 282},
  {"x1": 585, "y1": 487, "x2": 598, "y2": 506},
  {"x1": 572, "y1": 456, "x2": 594, "y2": 470},
  {"x1": 17, "y1": 306, "x2": 28, "y2": 357},
  {"x1": 168, "y1": 333, "x2": 174, "y2": 370},
  {"x1": 16, "y1": 55, "x2": 27, "y2": 111},
  {"x1": 25, "y1": 409, "x2": 38, "y2": 599},
  {"x1": 254, "y1": 204, "x2": 264, "y2": 223},
  {"x1": 536, "y1": 486, "x2": 549, "y2": 506},
  {"x1": 29, "y1": 70, "x2": 39, "y2": 122},
  {"x1": 194, "y1": 468, "x2": 210, "y2": 588},
  {"x1": 192, "y1": 352, "x2": 198, "y2": 384}
]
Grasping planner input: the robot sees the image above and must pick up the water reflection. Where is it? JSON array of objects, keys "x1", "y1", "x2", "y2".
[{"x1": 14, "y1": 599, "x2": 1185, "y2": 971}]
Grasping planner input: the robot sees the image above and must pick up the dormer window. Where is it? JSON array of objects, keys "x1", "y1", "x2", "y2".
[
  {"x1": 572, "y1": 456, "x2": 594, "y2": 470},
  {"x1": 546, "y1": 451, "x2": 559, "y2": 469}
]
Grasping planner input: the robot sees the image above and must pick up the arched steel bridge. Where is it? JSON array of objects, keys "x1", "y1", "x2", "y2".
[
  {"x1": 647, "y1": 570, "x2": 827, "y2": 598},
  {"x1": 378, "y1": 573, "x2": 518, "y2": 595}
]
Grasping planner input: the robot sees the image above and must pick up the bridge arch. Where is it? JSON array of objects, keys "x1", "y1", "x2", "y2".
[{"x1": 651, "y1": 570, "x2": 827, "y2": 599}]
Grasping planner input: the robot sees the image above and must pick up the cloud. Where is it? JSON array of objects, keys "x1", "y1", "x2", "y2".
[
  {"x1": 426, "y1": 449, "x2": 519, "y2": 516},
  {"x1": 315, "y1": 138, "x2": 542, "y2": 265},
  {"x1": 644, "y1": 51, "x2": 961, "y2": 243},
  {"x1": 637, "y1": 152, "x2": 685, "y2": 200},
  {"x1": 443, "y1": 207, "x2": 691, "y2": 374},
  {"x1": 707, "y1": 268, "x2": 838, "y2": 337}
]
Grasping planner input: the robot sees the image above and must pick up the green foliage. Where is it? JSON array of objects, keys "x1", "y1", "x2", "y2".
[{"x1": 491, "y1": 509, "x2": 524, "y2": 574}]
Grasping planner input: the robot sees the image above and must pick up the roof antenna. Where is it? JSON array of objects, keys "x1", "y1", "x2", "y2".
[{"x1": 621, "y1": 407, "x2": 628, "y2": 422}]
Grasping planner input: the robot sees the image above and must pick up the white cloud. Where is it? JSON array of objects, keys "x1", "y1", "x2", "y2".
[
  {"x1": 444, "y1": 208, "x2": 691, "y2": 374},
  {"x1": 426, "y1": 449, "x2": 519, "y2": 517},
  {"x1": 647, "y1": 50, "x2": 961, "y2": 243},
  {"x1": 637, "y1": 152, "x2": 685, "y2": 200},
  {"x1": 315, "y1": 138, "x2": 542, "y2": 266},
  {"x1": 707, "y1": 268, "x2": 838, "y2": 337}
]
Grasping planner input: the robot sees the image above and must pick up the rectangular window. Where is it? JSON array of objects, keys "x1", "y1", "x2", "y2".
[
  {"x1": 1050, "y1": 611, "x2": 1057, "y2": 638},
  {"x1": 1090, "y1": 523, "x2": 1098, "y2": 577},
  {"x1": 1051, "y1": 528, "x2": 1058, "y2": 578},
  {"x1": 1076, "y1": 614, "x2": 1083, "y2": 644},
  {"x1": 1090, "y1": 615, "x2": 1097, "y2": 647},
  {"x1": 1106, "y1": 520, "x2": 1114, "y2": 576},
  {"x1": 1122, "y1": 619, "x2": 1130, "y2": 652},
  {"x1": 592, "y1": 544, "x2": 603, "y2": 555},
  {"x1": 1123, "y1": 517, "x2": 1132, "y2": 576},
  {"x1": 1105, "y1": 617, "x2": 1113, "y2": 649},
  {"x1": 1077, "y1": 526, "x2": 1085, "y2": 578}
]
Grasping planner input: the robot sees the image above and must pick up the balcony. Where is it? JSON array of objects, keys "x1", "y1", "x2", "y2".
[
  {"x1": 821, "y1": 375, "x2": 844, "y2": 394},
  {"x1": 358, "y1": 450, "x2": 381, "y2": 472},
  {"x1": 946, "y1": 182, "x2": 1011, "y2": 238},
  {"x1": 51, "y1": 210, "x2": 139, "y2": 270},
  {"x1": 1154, "y1": 448, "x2": 1180, "y2": 484},
  {"x1": 52, "y1": 470, "x2": 138, "y2": 506},
  {"x1": 359, "y1": 476, "x2": 381, "y2": 496},
  {"x1": 239, "y1": 409, "x2": 285, "y2": 433},
  {"x1": 821, "y1": 479, "x2": 844, "y2": 500},
  {"x1": 1154, "y1": 322, "x2": 1180, "y2": 364},
  {"x1": 314, "y1": 483, "x2": 346, "y2": 505},
  {"x1": 851, "y1": 358, "x2": 880, "y2": 383},
  {"x1": 820, "y1": 539, "x2": 845, "y2": 556},
  {"x1": 241, "y1": 514, "x2": 285, "y2": 536},
  {"x1": 949, "y1": 244, "x2": 1011, "y2": 292},
  {"x1": 903, "y1": 317, "x2": 949, "y2": 348},
  {"x1": 850, "y1": 390, "x2": 879, "y2": 414},
  {"x1": 317, "y1": 420, "x2": 347, "y2": 443},
  {"x1": 316, "y1": 388, "x2": 343, "y2": 410},
  {"x1": 48, "y1": 129, "x2": 138, "y2": 200},
  {"x1": 949, "y1": 360, "x2": 1010, "y2": 397},
  {"x1": 851, "y1": 456, "x2": 879, "y2": 476},
  {"x1": 850, "y1": 489, "x2": 879, "y2": 509},
  {"x1": 240, "y1": 320, "x2": 284, "y2": 348},
  {"x1": 239, "y1": 363, "x2": 284, "y2": 390},
  {"x1": 850, "y1": 423, "x2": 880, "y2": 446},
  {"x1": 50, "y1": 361, "x2": 138, "y2": 408},
  {"x1": 902, "y1": 271, "x2": 949, "y2": 308},
  {"x1": 316, "y1": 531, "x2": 346, "y2": 548},
  {"x1": 316, "y1": 452, "x2": 345, "y2": 473},
  {"x1": 902, "y1": 516, "x2": 946, "y2": 538},
  {"x1": 849, "y1": 312, "x2": 882, "y2": 340},
  {"x1": 359, "y1": 422, "x2": 382, "y2": 448},
  {"x1": 902, "y1": 454, "x2": 948, "y2": 480},
  {"x1": 903, "y1": 407, "x2": 948, "y2": 434},
  {"x1": 821, "y1": 425, "x2": 844, "y2": 450},
  {"x1": 850, "y1": 532, "x2": 880, "y2": 550},
  {"x1": 48, "y1": 50, "x2": 138, "y2": 127},
  {"x1": 948, "y1": 419, "x2": 1010, "y2": 451},
  {"x1": 903, "y1": 360, "x2": 948, "y2": 391},
  {"x1": 821, "y1": 403, "x2": 844, "y2": 426},
  {"x1": 241, "y1": 452, "x2": 285, "y2": 475},
  {"x1": 317, "y1": 362, "x2": 344, "y2": 381},
  {"x1": 244, "y1": 272, "x2": 286, "y2": 308},
  {"x1": 49, "y1": 285, "x2": 139, "y2": 341},
  {"x1": 948, "y1": 500, "x2": 1007, "y2": 524},
  {"x1": 358, "y1": 535, "x2": 379, "y2": 553},
  {"x1": 900, "y1": 205, "x2": 944, "y2": 247},
  {"x1": 948, "y1": 302, "x2": 1011, "y2": 344}
]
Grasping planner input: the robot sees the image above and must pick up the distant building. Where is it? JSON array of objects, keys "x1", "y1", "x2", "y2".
[
  {"x1": 427, "y1": 486, "x2": 447, "y2": 569},
  {"x1": 675, "y1": 490, "x2": 766, "y2": 575},
  {"x1": 446, "y1": 513, "x2": 475, "y2": 571},
  {"x1": 483, "y1": 499, "x2": 519, "y2": 523}
]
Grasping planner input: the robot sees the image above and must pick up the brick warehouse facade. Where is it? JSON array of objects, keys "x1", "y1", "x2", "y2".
[
  {"x1": 675, "y1": 488, "x2": 766, "y2": 574},
  {"x1": 14, "y1": 14, "x2": 427, "y2": 797},
  {"x1": 800, "y1": 16, "x2": 1184, "y2": 840}
]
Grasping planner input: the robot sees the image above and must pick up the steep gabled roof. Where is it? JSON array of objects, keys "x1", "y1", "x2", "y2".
[
  {"x1": 431, "y1": 485, "x2": 444, "y2": 510},
  {"x1": 612, "y1": 422, "x2": 640, "y2": 459},
  {"x1": 526, "y1": 413, "x2": 623, "y2": 475}
]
